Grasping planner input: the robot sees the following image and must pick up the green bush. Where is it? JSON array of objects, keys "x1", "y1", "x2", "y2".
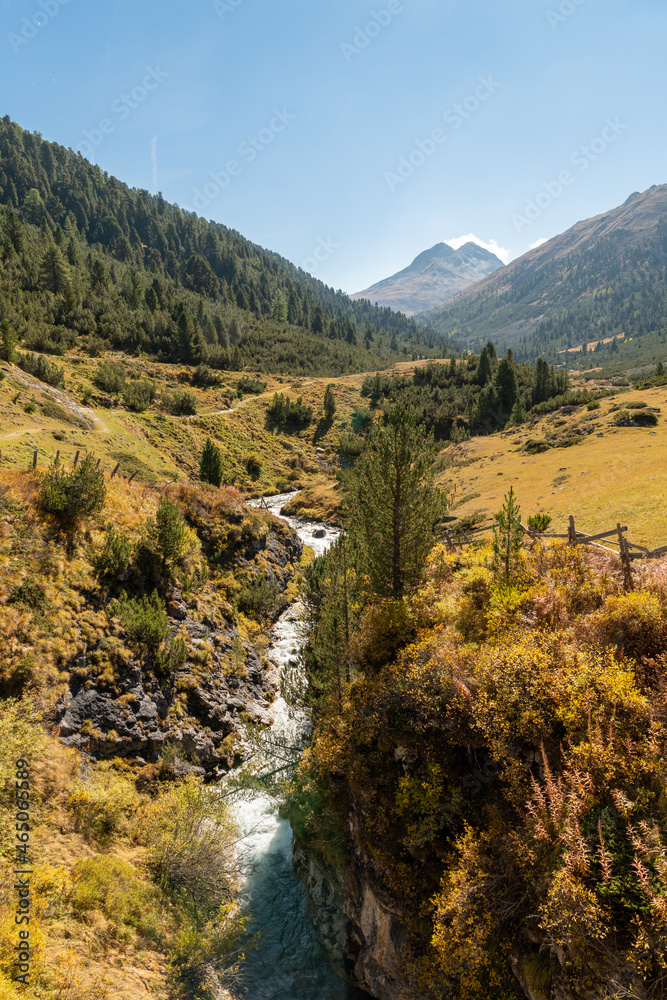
[
  {"x1": 108, "y1": 590, "x2": 170, "y2": 650},
  {"x1": 351, "y1": 406, "x2": 373, "y2": 433},
  {"x1": 237, "y1": 573, "x2": 287, "y2": 620},
  {"x1": 38, "y1": 455, "x2": 107, "y2": 522},
  {"x1": 339, "y1": 432, "x2": 365, "y2": 457},
  {"x1": 122, "y1": 380, "x2": 156, "y2": 413},
  {"x1": 236, "y1": 376, "x2": 267, "y2": 395},
  {"x1": 93, "y1": 523, "x2": 132, "y2": 582},
  {"x1": 95, "y1": 359, "x2": 126, "y2": 394},
  {"x1": 191, "y1": 364, "x2": 221, "y2": 388},
  {"x1": 522, "y1": 439, "x2": 551, "y2": 455},
  {"x1": 587, "y1": 401, "x2": 600, "y2": 411},
  {"x1": 245, "y1": 453, "x2": 262, "y2": 477},
  {"x1": 155, "y1": 636, "x2": 188, "y2": 676},
  {"x1": 633, "y1": 410, "x2": 659, "y2": 426},
  {"x1": 266, "y1": 392, "x2": 313, "y2": 430},
  {"x1": 162, "y1": 390, "x2": 198, "y2": 416},
  {"x1": 8, "y1": 577, "x2": 48, "y2": 611},
  {"x1": 528, "y1": 513, "x2": 553, "y2": 533},
  {"x1": 23, "y1": 402, "x2": 36, "y2": 414}
]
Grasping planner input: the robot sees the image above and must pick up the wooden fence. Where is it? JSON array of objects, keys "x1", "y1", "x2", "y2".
[
  {"x1": 0, "y1": 448, "x2": 164, "y2": 489},
  {"x1": 441, "y1": 515, "x2": 667, "y2": 591}
]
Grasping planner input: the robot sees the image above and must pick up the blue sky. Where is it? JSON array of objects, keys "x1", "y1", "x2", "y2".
[{"x1": 2, "y1": 0, "x2": 666, "y2": 293}]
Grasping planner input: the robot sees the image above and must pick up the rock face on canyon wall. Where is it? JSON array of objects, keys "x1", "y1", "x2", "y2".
[{"x1": 56, "y1": 510, "x2": 302, "y2": 775}]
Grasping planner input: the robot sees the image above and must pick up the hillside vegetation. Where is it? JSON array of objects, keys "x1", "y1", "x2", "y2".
[
  {"x1": 296, "y1": 426, "x2": 667, "y2": 998},
  {"x1": 0, "y1": 117, "x2": 454, "y2": 377},
  {"x1": 419, "y1": 185, "x2": 667, "y2": 376},
  {"x1": 0, "y1": 461, "x2": 313, "y2": 999}
]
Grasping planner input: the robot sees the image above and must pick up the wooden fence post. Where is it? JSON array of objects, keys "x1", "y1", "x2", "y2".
[
  {"x1": 617, "y1": 523, "x2": 634, "y2": 591},
  {"x1": 55, "y1": 450, "x2": 60, "y2": 467},
  {"x1": 73, "y1": 450, "x2": 80, "y2": 469},
  {"x1": 95, "y1": 458, "x2": 101, "y2": 470},
  {"x1": 32, "y1": 451, "x2": 37, "y2": 471},
  {"x1": 568, "y1": 516, "x2": 577, "y2": 544},
  {"x1": 110, "y1": 463, "x2": 120, "y2": 480},
  {"x1": 127, "y1": 472, "x2": 139, "y2": 484}
]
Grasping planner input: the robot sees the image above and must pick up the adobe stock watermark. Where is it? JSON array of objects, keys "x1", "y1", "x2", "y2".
[
  {"x1": 8, "y1": 0, "x2": 72, "y2": 54},
  {"x1": 213, "y1": 0, "x2": 245, "y2": 20},
  {"x1": 546, "y1": 0, "x2": 587, "y2": 30},
  {"x1": 512, "y1": 117, "x2": 628, "y2": 234},
  {"x1": 186, "y1": 107, "x2": 296, "y2": 214},
  {"x1": 76, "y1": 66, "x2": 169, "y2": 159},
  {"x1": 340, "y1": 0, "x2": 409, "y2": 63},
  {"x1": 301, "y1": 237, "x2": 340, "y2": 275},
  {"x1": 384, "y1": 74, "x2": 501, "y2": 192}
]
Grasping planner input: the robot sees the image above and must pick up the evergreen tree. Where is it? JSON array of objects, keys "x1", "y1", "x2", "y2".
[
  {"x1": 0, "y1": 321, "x2": 18, "y2": 362},
  {"x1": 5, "y1": 212, "x2": 24, "y2": 255},
  {"x1": 346, "y1": 404, "x2": 445, "y2": 600},
  {"x1": 477, "y1": 346, "x2": 493, "y2": 386},
  {"x1": 142, "y1": 497, "x2": 187, "y2": 579},
  {"x1": 323, "y1": 384, "x2": 336, "y2": 421},
  {"x1": 508, "y1": 395, "x2": 526, "y2": 426},
  {"x1": 272, "y1": 289, "x2": 287, "y2": 323},
  {"x1": 494, "y1": 352, "x2": 518, "y2": 412},
  {"x1": 40, "y1": 244, "x2": 70, "y2": 294},
  {"x1": 493, "y1": 487, "x2": 523, "y2": 584},
  {"x1": 303, "y1": 535, "x2": 356, "y2": 709},
  {"x1": 199, "y1": 438, "x2": 224, "y2": 487}
]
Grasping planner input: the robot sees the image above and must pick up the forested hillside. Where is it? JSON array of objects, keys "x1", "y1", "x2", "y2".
[
  {"x1": 418, "y1": 185, "x2": 667, "y2": 374},
  {"x1": 0, "y1": 117, "x2": 452, "y2": 375}
]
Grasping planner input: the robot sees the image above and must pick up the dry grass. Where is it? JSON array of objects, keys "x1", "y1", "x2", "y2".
[{"x1": 438, "y1": 386, "x2": 667, "y2": 547}]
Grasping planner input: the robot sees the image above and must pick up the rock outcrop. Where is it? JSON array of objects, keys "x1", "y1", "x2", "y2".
[{"x1": 55, "y1": 512, "x2": 302, "y2": 774}]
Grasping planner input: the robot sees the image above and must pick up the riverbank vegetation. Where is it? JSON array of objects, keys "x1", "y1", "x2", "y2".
[
  {"x1": 295, "y1": 404, "x2": 667, "y2": 999},
  {"x1": 0, "y1": 467, "x2": 304, "y2": 999}
]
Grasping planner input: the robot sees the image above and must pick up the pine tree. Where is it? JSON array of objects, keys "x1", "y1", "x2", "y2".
[
  {"x1": 304, "y1": 535, "x2": 356, "y2": 710},
  {"x1": 508, "y1": 395, "x2": 526, "y2": 426},
  {"x1": 346, "y1": 404, "x2": 445, "y2": 600},
  {"x1": 323, "y1": 384, "x2": 336, "y2": 421},
  {"x1": 272, "y1": 289, "x2": 287, "y2": 323},
  {"x1": 477, "y1": 346, "x2": 493, "y2": 386},
  {"x1": 40, "y1": 244, "x2": 70, "y2": 294},
  {"x1": 142, "y1": 497, "x2": 187, "y2": 580},
  {"x1": 0, "y1": 321, "x2": 18, "y2": 362},
  {"x1": 199, "y1": 438, "x2": 224, "y2": 487},
  {"x1": 493, "y1": 487, "x2": 524, "y2": 584},
  {"x1": 494, "y1": 353, "x2": 518, "y2": 413}
]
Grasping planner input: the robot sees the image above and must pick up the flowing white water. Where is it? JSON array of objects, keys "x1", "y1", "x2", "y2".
[{"x1": 231, "y1": 495, "x2": 368, "y2": 999}]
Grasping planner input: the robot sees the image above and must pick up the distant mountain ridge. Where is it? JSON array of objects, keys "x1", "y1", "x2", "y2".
[
  {"x1": 352, "y1": 241, "x2": 504, "y2": 316},
  {"x1": 417, "y1": 184, "x2": 667, "y2": 373}
]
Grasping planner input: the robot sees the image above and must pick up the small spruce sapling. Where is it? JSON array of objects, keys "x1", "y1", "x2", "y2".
[{"x1": 493, "y1": 486, "x2": 524, "y2": 584}]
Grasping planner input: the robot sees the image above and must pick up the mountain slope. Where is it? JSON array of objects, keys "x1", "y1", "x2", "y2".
[
  {"x1": 418, "y1": 185, "x2": 667, "y2": 372},
  {"x1": 0, "y1": 117, "x2": 454, "y2": 375},
  {"x1": 352, "y1": 241, "x2": 504, "y2": 315}
]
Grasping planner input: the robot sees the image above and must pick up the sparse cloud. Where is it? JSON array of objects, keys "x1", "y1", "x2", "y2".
[
  {"x1": 529, "y1": 237, "x2": 548, "y2": 250},
  {"x1": 446, "y1": 233, "x2": 512, "y2": 265}
]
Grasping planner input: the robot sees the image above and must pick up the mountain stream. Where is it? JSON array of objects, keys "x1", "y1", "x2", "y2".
[{"x1": 230, "y1": 494, "x2": 369, "y2": 1000}]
